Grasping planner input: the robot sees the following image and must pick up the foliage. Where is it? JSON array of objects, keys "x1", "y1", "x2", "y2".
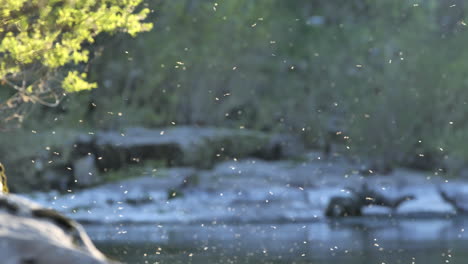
[
  {"x1": 0, "y1": 127, "x2": 82, "y2": 192},
  {"x1": 0, "y1": 0, "x2": 152, "y2": 126},
  {"x1": 9, "y1": 0, "x2": 468, "y2": 175}
]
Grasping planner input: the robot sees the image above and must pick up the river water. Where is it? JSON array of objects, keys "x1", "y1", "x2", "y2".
[{"x1": 86, "y1": 216, "x2": 468, "y2": 264}]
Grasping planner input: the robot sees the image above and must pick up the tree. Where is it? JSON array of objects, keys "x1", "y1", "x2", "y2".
[{"x1": 0, "y1": 0, "x2": 152, "y2": 125}]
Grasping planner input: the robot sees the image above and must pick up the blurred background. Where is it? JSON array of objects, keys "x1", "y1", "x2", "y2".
[{"x1": 3, "y1": 1, "x2": 468, "y2": 263}]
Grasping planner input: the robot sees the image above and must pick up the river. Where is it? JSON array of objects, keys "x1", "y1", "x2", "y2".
[{"x1": 86, "y1": 216, "x2": 468, "y2": 264}]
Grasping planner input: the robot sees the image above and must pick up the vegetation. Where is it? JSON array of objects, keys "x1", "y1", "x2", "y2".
[
  {"x1": 0, "y1": 0, "x2": 152, "y2": 126},
  {"x1": 3, "y1": 0, "x2": 468, "y2": 185},
  {"x1": 80, "y1": 0, "x2": 468, "y2": 171}
]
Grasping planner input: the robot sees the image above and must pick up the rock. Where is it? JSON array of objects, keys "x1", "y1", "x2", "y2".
[
  {"x1": 325, "y1": 193, "x2": 362, "y2": 217},
  {"x1": 396, "y1": 197, "x2": 456, "y2": 216},
  {"x1": 73, "y1": 155, "x2": 99, "y2": 187},
  {"x1": 438, "y1": 181, "x2": 468, "y2": 212},
  {"x1": 361, "y1": 170, "x2": 456, "y2": 216},
  {"x1": 40, "y1": 165, "x2": 72, "y2": 191},
  {"x1": 198, "y1": 158, "x2": 363, "y2": 191},
  {"x1": 360, "y1": 182, "x2": 415, "y2": 208},
  {"x1": 361, "y1": 169, "x2": 436, "y2": 207},
  {"x1": 324, "y1": 189, "x2": 364, "y2": 217},
  {"x1": 0, "y1": 193, "x2": 116, "y2": 264},
  {"x1": 361, "y1": 205, "x2": 393, "y2": 216},
  {"x1": 28, "y1": 155, "x2": 468, "y2": 224},
  {"x1": 395, "y1": 185, "x2": 456, "y2": 216},
  {"x1": 73, "y1": 127, "x2": 274, "y2": 170},
  {"x1": 260, "y1": 134, "x2": 306, "y2": 160},
  {"x1": 323, "y1": 183, "x2": 415, "y2": 218},
  {"x1": 29, "y1": 164, "x2": 325, "y2": 224},
  {"x1": 95, "y1": 167, "x2": 197, "y2": 194},
  {"x1": 197, "y1": 159, "x2": 292, "y2": 190},
  {"x1": 306, "y1": 187, "x2": 346, "y2": 210},
  {"x1": 323, "y1": 169, "x2": 430, "y2": 218}
]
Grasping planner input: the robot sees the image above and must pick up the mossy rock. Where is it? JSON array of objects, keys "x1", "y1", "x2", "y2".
[{"x1": 70, "y1": 127, "x2": 302, "y2": 171}]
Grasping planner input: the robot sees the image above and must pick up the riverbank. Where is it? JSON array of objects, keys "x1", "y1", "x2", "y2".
[
  {"x1": 12, "y1": 125, "x2": 468, "y2": 263},
  {"x1": 9, "y1": 126, "x2": 467, "y2": 224},
  {"x1": 25, "y1": 149, "x2": 467, "y2": 224}
]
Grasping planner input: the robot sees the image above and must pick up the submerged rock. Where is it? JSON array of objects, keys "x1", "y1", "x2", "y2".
[{"x1": 0, "y1": 194, "x2": 115, "y2": 264}]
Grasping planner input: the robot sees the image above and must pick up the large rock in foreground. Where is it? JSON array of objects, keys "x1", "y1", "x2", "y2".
[{"x1": 0, "y1": 194, "x2": 115, "y2": 264}]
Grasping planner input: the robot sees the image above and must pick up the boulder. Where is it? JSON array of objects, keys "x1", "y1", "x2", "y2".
[
  {"x1": 325, "y1": 194, "x2": 362, "y2": 217},
  {"x1": 72, "y1": 155, "x2": 100, "y2": 187},
  {"x1": 323, "y1": 169, "x2": 429, "y2": 218},
  {"x1": 72, "y1": 127, "x2": 305, "y2": 171},
  {"x1": 260, "y1": 134, "x2": 306, "y2": 160},
  {"x1": 40, "y1": 165, "x2": 72, "y2": 191},
  {"x1": 197, "y1": 158, "x2": 363, "y2": 192},
  {"x1": 438, "y1": 181, "x2": 468, "y2": 212},
  {"x1": 396, "y1": 196, "x2": 456, "y2": 216},
  {"x1": 395, "y1": 184, "x2": 456, "y2": 216},
  {"x1": 361, "y1": 205, "x2": 392, "y2": 216},
  {"x1": 0, "y1": 194, "x2": 116, "y2": 264}
]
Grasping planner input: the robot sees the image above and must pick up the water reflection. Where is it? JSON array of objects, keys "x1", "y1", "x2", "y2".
[{"x1": 88, "y1": 217, "x2": 468, "y2": 264}]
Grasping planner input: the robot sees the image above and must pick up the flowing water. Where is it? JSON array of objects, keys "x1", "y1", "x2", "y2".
[{"x1": 86, "y1": 216, "x2": 468, "y2": 264}]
